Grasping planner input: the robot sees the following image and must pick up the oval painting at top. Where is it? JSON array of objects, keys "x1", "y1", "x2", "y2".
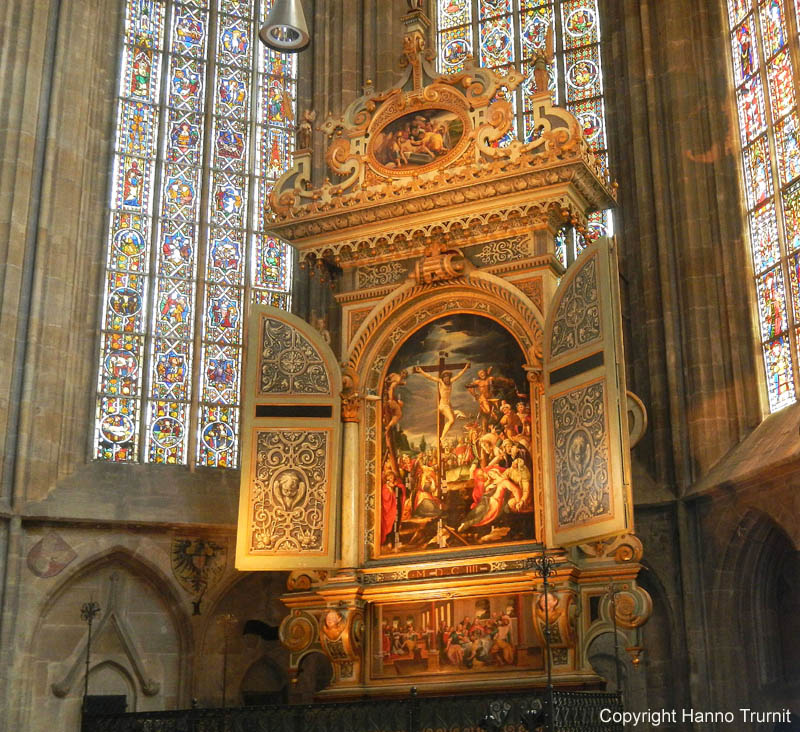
[{"x1": 369, "y1": 108, "x2": 469, "y2": 174}]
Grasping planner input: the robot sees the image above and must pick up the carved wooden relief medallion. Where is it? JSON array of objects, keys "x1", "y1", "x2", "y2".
[
  {"x1": 259, "y1": 317, "x2": 330, "y2": 395},
  {"x1": 549, "y1": 254, "x2": 601, "y2": 360},
  {"x1": 551, "y1": 380, "x2": 611, "y2": 528}
]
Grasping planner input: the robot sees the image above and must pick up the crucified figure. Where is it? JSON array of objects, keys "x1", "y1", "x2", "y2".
[{"x1": 412, "y1": 361, "x2": 470, "y2": 442}]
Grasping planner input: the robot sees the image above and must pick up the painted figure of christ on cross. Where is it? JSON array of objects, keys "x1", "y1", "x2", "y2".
[{"x1": 412, "y1": 352, "x2": 470, "y2": 446}]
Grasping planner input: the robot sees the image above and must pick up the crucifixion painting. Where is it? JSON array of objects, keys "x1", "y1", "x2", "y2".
[{"x1": 379, "y1": 313, "x2": 535, "y2": 555}]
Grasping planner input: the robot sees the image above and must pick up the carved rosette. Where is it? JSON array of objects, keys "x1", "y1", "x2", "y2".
[
  {"x1": 551, "y1": 381, "x2": 611, "y2": 528},
  {"x1": 259, "y1": 318, "x2": 330, "y2": 395},
  {"x1": 532, "y1": 589, "x2": 578, "y2": 654},
  {"x1": 250, "y1": 430, "x2": 330, "y2": 553},
  {"x1": 318, "y1": 608, "x2": 365, "y2": 684}
]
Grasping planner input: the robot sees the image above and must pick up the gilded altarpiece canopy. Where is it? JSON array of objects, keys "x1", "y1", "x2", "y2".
[{"x1": 236, "y1": 5, "x2": 651, "y2": 697}]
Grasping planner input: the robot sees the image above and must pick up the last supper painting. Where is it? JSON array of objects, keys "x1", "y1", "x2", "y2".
[{"x1": 379, "y1": 313, "x2": 536, "y2": 555}]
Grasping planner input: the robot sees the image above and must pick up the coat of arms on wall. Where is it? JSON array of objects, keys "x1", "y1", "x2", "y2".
[
  {"x1": 171, "y1": 537, "x2": 227, "y2": 615},
  {"x1": 379, "y1": 313, "x2": 535, "y2": 555}
]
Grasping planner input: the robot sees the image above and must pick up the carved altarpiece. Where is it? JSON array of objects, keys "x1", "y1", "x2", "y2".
[{"x1": 236, "y1": 6, "x2": 651, "y2": 696}]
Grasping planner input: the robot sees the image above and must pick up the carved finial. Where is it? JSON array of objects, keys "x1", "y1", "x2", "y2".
[
  {"x1": 297, "y1": 109, "x2": 316, "y2": 150},
  {"x1": 533, "y1": 28, "x2": 554, "y2": 94}
]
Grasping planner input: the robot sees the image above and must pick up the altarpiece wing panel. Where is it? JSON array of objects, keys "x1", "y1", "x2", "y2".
[
  {"x1": 236, "y1": 306, "x2": 342, "y2": 570},
  {"x1": 543, "y1": 238, "x2": 633, "y2": 547}
]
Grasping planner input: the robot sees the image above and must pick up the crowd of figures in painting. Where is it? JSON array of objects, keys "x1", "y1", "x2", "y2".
[
  {"x1": 380, "y1": 314, "x2": 536, "y2": 554},
  {"x1": 372, "y1": 593, "x2": 543, "y2": 679}
]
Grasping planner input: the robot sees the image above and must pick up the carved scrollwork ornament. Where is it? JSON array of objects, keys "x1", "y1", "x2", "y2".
[
  {"x1": 603, "y1": 584, "x2": 652, "y2": 629},
  {"x1": 286, "y1": 569, "x2": 327, "y2": 591},
  {"x1": 578, "y1": 533, "x2": 643, "y2": 564},
  {"x1": 280, "y1": 610, "x2": 318, "y2": 653}
]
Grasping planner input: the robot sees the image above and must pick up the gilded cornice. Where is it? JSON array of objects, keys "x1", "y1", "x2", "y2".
[{"x1": 267, "y1": 48, "x2": 616, "y2": 267}]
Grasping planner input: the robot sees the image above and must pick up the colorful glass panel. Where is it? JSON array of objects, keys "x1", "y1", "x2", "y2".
[
  {"x1": 561, "y1": 0, "x2": 598, "y2": 50},
  {"x1": 756, "y1": 267, "x2": 789, "y2": 340},
  {"x1": 124, "y1": 0, "x2": 166, "y2": 48},
  {"x1": 743, "y1": 136, "x2": 773, "y2": 209},
  {"x1": 520, "y1": 6, "x2": 553, "y2": 58},
  {"x1": 760, "y1": 0, "x2": 787, "y2": 58},
  {"x1": 732, "y1": 16, "x2": 758, "y2": 85},
  {"x1": 117, "y1": 101, "x2": 157, "y2": 156},
  {"x1": 776, "y1": 112, "x2": 800, "y2": 184},
  {"x1": 726, "y1": 0, "x2": 800, "y2": 409},
  {"x1": 480, "y1": 15, "x2": 515, "y2": 67},
  {"x1": 172, "y1": 4, "x2": 208, "y2": 57},
  {"x1": 783, "y1": 181, "x2": 800, "y2": 252},
  {"x1": 727, "y1": 0, "x2": 750, "y2": 27},
  {"x1": 146, "y1": 401, "x2": 188, "y2": 463},
  {"x1": 202, "y1": 344, "x2": 241, "y2": 403},
  {"x1": 96, "y1": 396, "x2": 139, "y2": 461},
  {"x1": 440, "y1": 27, "x2": 473, "y2": 72},
  {"x1": 122, "y1": 43, "x2": 162, "y2": 102},
  {"x1": 97, "y1": 0, "x2": 294, "y2": 466},
  {"x1": 99, "y1": 333, "x2": 144, "y2": 398},
  {"x1": 439, "y1": 0, "x2": 471, "y2": 29},
  {"x1": 198, "y1": 405, "x2": 238, "y2": 467},
  {"x1": 479, "y1": 0, "x2": 512, "y2": 18},
  {"x1": 569, "y1": 97, "x2": 606, "y2": 151},
  {"x1": 750, "y1": 202, "x2": 780, "y2": 272},
  {"x1": 254, "y1": 235, "x2": 289, "y2": 289},
  {"x1": 564, "y1": 45, "x2": 601, "y2": 102},
  {"x1": 767, "y1": 48, "x2": 795, "y2": 121},
  {"x1": 763, "y1": 334, "x2": 796, "y2": 409},
  {"x1": 736, "y1": 75, "x2": 767, "y2": 144}
]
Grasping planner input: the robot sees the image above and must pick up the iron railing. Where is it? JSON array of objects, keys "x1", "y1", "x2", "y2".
[{"x1": 82, "y1": 689, "x2": 623, "y2": 732}]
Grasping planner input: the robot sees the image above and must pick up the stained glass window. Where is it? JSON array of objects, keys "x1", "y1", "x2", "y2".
[
  {"x1": 726, "y1": 0, "x2": 800, "y2": 411},
  {"x1": 95, "y1": 0, "x2": 296, "y2": 467},
  {"x1": 435, "y1": 0, "x2": 613, "y2": 267}
]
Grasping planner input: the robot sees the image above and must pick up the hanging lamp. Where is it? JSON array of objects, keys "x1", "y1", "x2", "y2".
[{"x1": 258, "y1": 0, "x2": 310, "y2": 52}]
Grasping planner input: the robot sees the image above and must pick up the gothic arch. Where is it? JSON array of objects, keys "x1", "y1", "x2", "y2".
[
  {"x1": 346, "y1": 270, "x2": 545, "y2": 386},
  {"x1": 22, "y1": 546, "x2": 192, "y2": 730},
  {"x1": 194, "y1": 571, "x2": 289, "y2": 707},
  {"x1": 710, "y1": 509, "x2": 800, "y2": 709}
]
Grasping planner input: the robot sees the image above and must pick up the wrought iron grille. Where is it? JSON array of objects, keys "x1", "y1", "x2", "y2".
[{"x1": 82, "y1": 689, "x2": 623, "y2": 732}]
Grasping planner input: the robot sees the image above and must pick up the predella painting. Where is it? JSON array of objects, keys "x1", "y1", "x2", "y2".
[
  {"x1": 371, "y1": 592, "x2": 543, "y2": 679},
  {"x1": 379, "y1": 314, "x2": 535, "y2": 555},
  {"x1": 371, "y1": 108, "x2": 465, "y2": 171}
]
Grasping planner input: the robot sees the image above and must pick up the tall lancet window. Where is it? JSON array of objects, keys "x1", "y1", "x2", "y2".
[
  {"x1": 434, "y1": 0, "x2": 612, "y2": 265},
  {"x1": 725, "y1": 0, "x2": 800, "y2": 412},
  {"x1": 95, "y1": 0, "x2": 296, "y2": 467}
]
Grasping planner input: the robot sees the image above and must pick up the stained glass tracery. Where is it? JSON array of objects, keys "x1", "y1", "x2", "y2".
[
  {"x1": 96, "y1": 0, "x2": 296, "y2": 466},
  {"x1": 726, "y1": 0, "x2": 800, "y2": 411},
  {"x1": 435, "y1": 0, "x2": 612, "y2": 267}
]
